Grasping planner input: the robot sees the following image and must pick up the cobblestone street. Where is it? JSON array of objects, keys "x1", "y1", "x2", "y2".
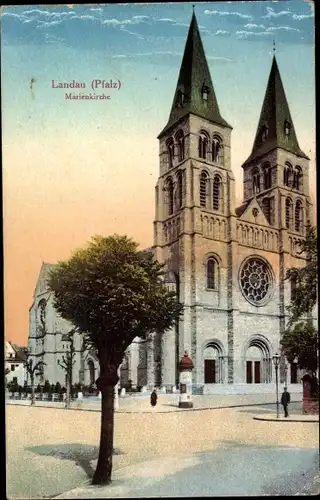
[{"x1": 6, "y1": 400, "x2": 319, "y2": 498}]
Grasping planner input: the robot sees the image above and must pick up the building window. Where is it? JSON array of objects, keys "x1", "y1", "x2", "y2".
[
  {"x1": 206, "y1": 258, "x2": 216, "y2": 290},
  {"x1": 166, "y1": 138, "x2": 175, "y2": 169},
  {"x1": 239, "y1": 257, "x2": 273, "y2": 306},
  {"x1": 212, "y1": 175, "x2": 222, "y2": 211},
  {"x1": 202, "y1": 84, "x2": 210, "y2": 102},
  {"x1": 176, "y1": 89, "x2": 185, "y2": 108},
  {"x1": 176, "y1": 171, "x2": 183, "y2": 209},
  {"x1": 293, "y1": 166, "x2": 302, "y2": 191},
  {"x1": 262, "y1": 198, "x2": 271, "y2": 224},
  {"x1": 198, "y1": 131, "x2": 209, "y2": 160},
  {"x1": 295, "y1": 200, "x2": 303, "y2": 233},
  {"x1": 284, "y1": 120, "x2": 291, "y2": 137},
  {"x1": 263, "y1": 162, "x2": 272, "y2": 190},
  {"x1": 284, "y1": 162, "x2": 292, "y2": 187},
  {"x1": 200, "y1": 171, "x2": 210, "y2": 208},
  {"x1": 261, "y1": 124, "x2": 269, "y2": 142},
  {"x1": 175, "y1": 130, "x2": 185, "y2": 162},
  {"x1": 11, "y1": 365, "x2": 15, "y2": 371},
  {"x1": 285, "y1": 197, "x2": 293, "y2": 229},
  {"x1": 252, "y1": 168, "x2": 260, "y2": 195},
  {"x1": 166, "y1": 177, "x2": 174, "y2": 216},
  {"x1": 290, "y1": 362, "x2": 298, "y2": 384},
  {"x1": 212, "y1": 135, "x2": 224, "y2": 165},
  {"x1": 291, "y1": 276, "x2": 298, "y2": 301}
]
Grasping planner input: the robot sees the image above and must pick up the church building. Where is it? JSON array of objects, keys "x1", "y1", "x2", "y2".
[
  {"x1": 124, "y1": 11, "x2": 315, "y2": 393},
  {"x1": 28, "y1": 12, "x2": 315, "y2": 394}
]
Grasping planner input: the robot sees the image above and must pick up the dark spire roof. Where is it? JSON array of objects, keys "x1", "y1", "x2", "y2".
[
  {"x1": 158, "y1": 11, "x2": 231, "y2": 138},
  {"x1": 243, "y1": 56, "x2": 309, "y2": 165}
]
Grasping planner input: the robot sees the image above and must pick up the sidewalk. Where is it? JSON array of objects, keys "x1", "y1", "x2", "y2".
[
  {"x1": 6, "y1": 392, "x2": 303, "y2": 413},
  {"x1": 253, "y1": 413, "x2": 319, "y2": 423}
]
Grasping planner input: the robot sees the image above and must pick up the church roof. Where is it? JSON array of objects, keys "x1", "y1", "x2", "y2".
[
  {"x1": 243, "y1": 56, "x2": 309, "y2": 166},
  {"x1": 235, "y1": 202, "x2": 249, "y2": 217},
  {"x1": 158, "y1": 11, "x2": 232, "y2": 139}
]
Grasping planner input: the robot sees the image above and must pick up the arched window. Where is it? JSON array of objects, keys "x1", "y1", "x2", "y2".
[
  {"x1": 261, "y1": 124, "x2": 269, "y2": 142},
  {"x1": 200, "y1": 171, "x2": 210, "y2": 208},
  {"x1": 212, "y1": 135, "x2": 224, "y2": 165},
  {"x1": 176, "y1": 170, "x2": 183, "y2": 209},
  {"x1": 166, "y1": 138, "x2": 175, "y2": 169},
  {"x1": 198, "y1": 131, "x2": 209, "y2": 160},
  {"x1": 295, "y1": 200, "x2": 303, "y2": 233},
  {"x1": 293, "y1": 166, "x2": 302, "y2": 191},
  {"x1": 212, "y1": 175, "x2": 222, "y2": 211},
  {"x1": 252, "y1": 168, "x2": 260, "y2": 195},
  {"x1": 262, "y1": 198, "x2": 271, "y2": 224},
  {"x1": 175, "y1": 130, "x2": 185, "y2": 162},
  {"x1": 283, "y1": 162, "x2": 292, "y2": 187},
  {"x1": 87, "y1": 360, "x2": 95, "y2": 386},
  {"x1": 285, "y1": 197, "x2": 293, "y2": 229},
  {"x1": 166, "y1": 177, "x2": 174, "y2": 216},
  {"x1": 263, "y1": 162, "x2": 272, "y2": 190},
  {"x1": 206, "y1": 258, "x2": 216, "y2": 290}
]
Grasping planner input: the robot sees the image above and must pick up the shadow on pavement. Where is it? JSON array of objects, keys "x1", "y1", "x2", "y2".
[
  {"x1": 102, "y1": 441, "x2": 319, "y2": 498},
  {"x1": 26, "y1": 443, "x2": 124, "y2": 479}
]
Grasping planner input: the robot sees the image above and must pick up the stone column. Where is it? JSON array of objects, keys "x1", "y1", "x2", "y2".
[
  {"x1": 128, "y1": 340, "x2": 139, "y2": 388},
  {"x1": 161, "y1": 327, "x2": 176, "y2": 389},
  {"x1": 147, "y1": 334, "x2": 155, "y2": 389}
]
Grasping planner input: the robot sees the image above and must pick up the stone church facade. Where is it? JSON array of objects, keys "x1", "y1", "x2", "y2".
[
  {"x1": 28, "y1": 12, "x2": 316, "y2": 394},
  {"x1": 125, "y1": 12, "x2": 316, "y2": 394}
]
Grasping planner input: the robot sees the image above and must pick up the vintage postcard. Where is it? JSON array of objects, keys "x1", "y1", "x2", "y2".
[{"x1": 3, "y1": 1, "x2": 318, "y2": 498}]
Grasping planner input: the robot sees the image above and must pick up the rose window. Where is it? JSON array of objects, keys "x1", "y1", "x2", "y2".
[{"x1": 239, "y1": 257, "x2": 272, "y2": 305}]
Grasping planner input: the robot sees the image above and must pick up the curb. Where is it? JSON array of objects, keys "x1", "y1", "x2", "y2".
[
  {"x1": 6, "y1": 399, "x2": 301, "y2": 414},
  {"x1": 253, "y1": 415, "x2": 319, "y2": 423}
]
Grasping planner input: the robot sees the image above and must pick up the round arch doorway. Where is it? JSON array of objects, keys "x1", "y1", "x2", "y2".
[{"x1": 245, "y1": 337, "x2": 272, "y2": 384}]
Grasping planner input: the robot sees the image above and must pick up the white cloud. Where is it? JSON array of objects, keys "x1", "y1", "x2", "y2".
[
  {"x1": 263, "y1": 5, "x2": 314, "y2": 21},
  {"x1": 244, "y1": 23, "x2": 266, "y2": 29},
  {"x1": 266, "y1": 26, "x2": 300, "y2": 32},
  {"x1": 214, "y1": 30, "x2": 229, "y2": 36},
  {"x1": 204, "y1": 9, "x2": 253, "y2": 20},
  {"x1": 207, "y1": 56, "x2": 232, "y2": 62},
  {"x1": 262, "y1": 7, "x2": 291, "y2": 19},
  {"x1": 236, "y1": 30, "x2": 273, "y2": 39},
  {"x1": 89, "y1": 7, "x2": 103, "y2": 12},
  {"x1": 36, "y1": 20, "x2": 62, "y2": 29}
]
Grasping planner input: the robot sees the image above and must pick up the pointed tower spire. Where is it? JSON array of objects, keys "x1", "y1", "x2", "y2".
[
  {"x1": 158, "y1": 11, "x2": 231, "y2": 138},
  {"x1": 243, "y1": 55, "x2": 308, "y2": 165}
]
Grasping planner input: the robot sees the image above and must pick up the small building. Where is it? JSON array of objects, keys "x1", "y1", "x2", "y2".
[{"x1": 5, "y1": 341, "x2": 27, "y2": 386}]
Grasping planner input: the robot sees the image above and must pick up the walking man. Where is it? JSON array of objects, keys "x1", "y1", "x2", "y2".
[{"x1": 281, "y1": 386, "x2": 291, "y2": 417}]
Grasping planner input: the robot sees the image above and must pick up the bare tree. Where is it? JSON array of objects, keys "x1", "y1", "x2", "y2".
[
  {"x1": 58, "y1": 330, "x2": 76, "y2": 408},
  {"x1": 24, "y1": 356, "x2": 46, "y2": 405}
]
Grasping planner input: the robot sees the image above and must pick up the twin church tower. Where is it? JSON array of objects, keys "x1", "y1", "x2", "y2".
[{"x1": 150, "y1": 11, "x2": 313, "y2": 391}]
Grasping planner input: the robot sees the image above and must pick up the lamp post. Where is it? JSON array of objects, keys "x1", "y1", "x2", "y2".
[{"x1": 272, "y1": 353, "x2": 281, "y2": 418}]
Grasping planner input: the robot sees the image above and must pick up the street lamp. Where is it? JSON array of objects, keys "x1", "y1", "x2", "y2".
[{"x1": 272, "y1": 353, "x2": 281, "y2": 418}]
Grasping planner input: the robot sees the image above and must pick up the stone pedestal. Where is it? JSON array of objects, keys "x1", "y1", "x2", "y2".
[{"x1": 178, "y1": 351, "x2": 194, "y2": 409}]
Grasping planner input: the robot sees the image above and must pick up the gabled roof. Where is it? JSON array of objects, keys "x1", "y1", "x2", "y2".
[
  {"x1": 33, "y1": 262, "x2": 56, "y2": 298},
  {"x1": 236, "y1": 197, "x2": 270, "y2": 227},
  {"x1": 243, "y1": 56, "x2": 308, "y2": 166},
  {"x1": 158, "y1": 11, "x2": 232, "y2": 138},
  {"x1": 8, "y1": 342, "x2": 27, "y2": 362}
]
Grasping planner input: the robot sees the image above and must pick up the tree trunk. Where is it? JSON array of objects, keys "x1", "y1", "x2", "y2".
[
  {"x1": 65, "y1": 374, "x2": 70, "y2": 409},
  {"x1": 92, "y1": 364, "x2": 119, "y2": 486},
  {"x1": 31, "y1": 375, "x2": 35, "y2": 406},
  {"x1": 91, "y1": 384, "x2": 115, "y2": 485}
]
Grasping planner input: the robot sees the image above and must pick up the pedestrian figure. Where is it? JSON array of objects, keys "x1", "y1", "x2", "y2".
[
  {"x1": 281, "y1": 387, "x2": 290, "y2": 417},
  {"x1": 150, "y1": 389, "x2": 157, "y2": 407}
]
